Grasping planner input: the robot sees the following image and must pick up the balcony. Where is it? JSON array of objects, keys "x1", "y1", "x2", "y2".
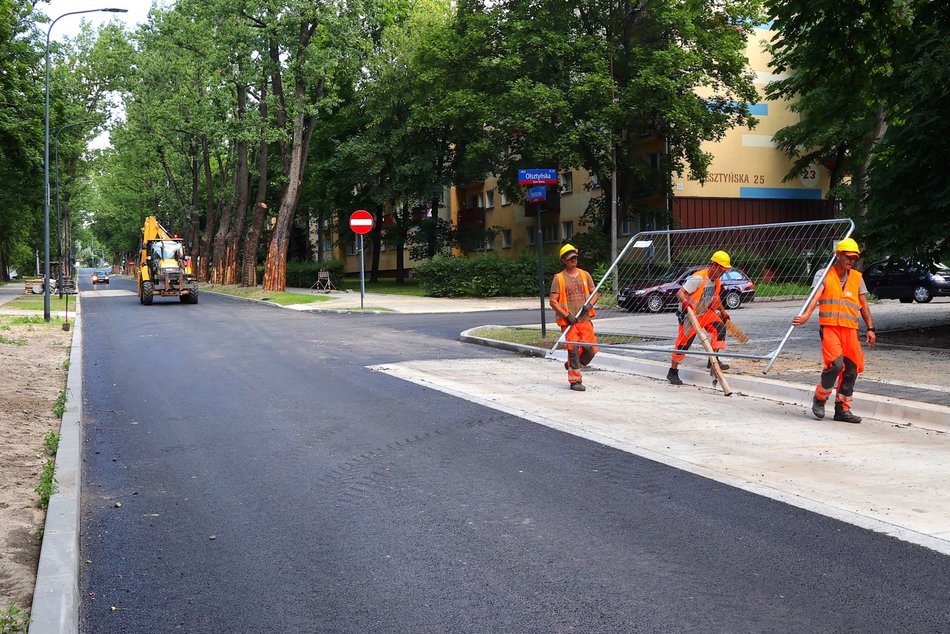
[{"x1": 457, "y1": 206, "x2": 486, "y2": 227}]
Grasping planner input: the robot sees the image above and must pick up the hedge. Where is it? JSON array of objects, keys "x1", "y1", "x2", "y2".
[{"x1": 413, "y1": 253, "x2": 562, "y2": 297}]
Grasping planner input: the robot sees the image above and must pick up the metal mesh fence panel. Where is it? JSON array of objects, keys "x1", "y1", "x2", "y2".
[{"x1": 553, "y1": 219, "x2": 855, "y2": 373}]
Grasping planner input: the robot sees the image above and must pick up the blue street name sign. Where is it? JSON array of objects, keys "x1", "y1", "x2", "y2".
[
  {"x1": 526, "y1": 185, "x2": 547, "y2": 202},
  {"x1": 518, "y1": 168, "x2": 557, "y2": 185}
]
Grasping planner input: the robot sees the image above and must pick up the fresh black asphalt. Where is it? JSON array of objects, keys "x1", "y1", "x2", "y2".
[{"x1": 78, "y1": 276, "x2": 950, "y2": 633}]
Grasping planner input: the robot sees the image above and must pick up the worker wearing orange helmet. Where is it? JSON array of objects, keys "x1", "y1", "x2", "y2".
[
  {"x1": 667, "y1": 250, "x2": 733, "y2": 385},
  {"x1": 550, "y1": 243, "x2": 599, "y2": 391},
  {"x1": 792, "y1": 237, "x2": 876, "y2": 423}
]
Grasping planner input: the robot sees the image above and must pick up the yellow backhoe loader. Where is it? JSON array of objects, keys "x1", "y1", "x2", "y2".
[{"x1": 137, "y1": 216, "x2": 198, "y2": 305}]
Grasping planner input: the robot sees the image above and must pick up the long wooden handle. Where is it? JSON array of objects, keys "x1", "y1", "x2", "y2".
[
  {"x1": 726, "y1": 320, "x2": 749, "y2": 344},
  {"x1": 685, "y1": 307, "x2": 732, "y2": 396}
]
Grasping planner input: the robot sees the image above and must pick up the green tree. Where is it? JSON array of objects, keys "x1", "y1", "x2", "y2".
[
  {"x1": 440, "y1": 0, "x2": 763, "y2": 236},
  {"x1": 0, "y1": 0, "x2": 44, "y2": 279},
  {"x1": 865, "y1": 1, "x2": 949, "y2": 263}
]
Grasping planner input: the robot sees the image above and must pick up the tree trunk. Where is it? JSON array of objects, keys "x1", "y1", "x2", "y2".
[
  {"x1": 198, "y1": 137, "x2": 218, "y2": 282},
  {"x1": 370, "y1": 205, "x2": 383, "y2": 283},
  {"x1": 855, "y1": 103, "x2": 887, "y2": 218},
  {"x1": 261, "y1": 22, "x2": 321, "y2": 292},
  {"x1": 213, "y1": 83, "x2": 250, "y2": 285},
  {"x1": 263, "y1": 112, "x2": 308, "y2": 292},
  {"x1": 241, "y1": 74, "x2": 269, "y2": 288},
  {"x1": 395, "y1": 201, "x2": 409, "y2": 283}
]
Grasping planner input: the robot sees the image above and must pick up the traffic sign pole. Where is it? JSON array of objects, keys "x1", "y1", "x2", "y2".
[
  {"x1": 350, "y1": 210, "x2": 374, "y2": 310},
  {"x1": 359, "y1": 234, "x2": 365, "y2": 310}
]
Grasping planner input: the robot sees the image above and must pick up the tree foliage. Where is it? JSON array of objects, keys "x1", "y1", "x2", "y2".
[{"x1": 767, "y1": 0, "x2": 945, "y2": 260}]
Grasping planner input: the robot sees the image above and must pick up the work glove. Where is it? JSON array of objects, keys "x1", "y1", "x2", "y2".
[
  {"x1": 565, "y1": 313, "x2": 577, "y2": 325},
  {"x1": 578, "y1": 302, "x2": 593, "y2": 319}
]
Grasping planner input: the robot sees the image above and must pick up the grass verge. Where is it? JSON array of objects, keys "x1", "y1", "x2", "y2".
[
  {"x1": 200, "y1": 284, "x2": 335, "y2": 305},
  {"x1": 754, "y1": 282, "x2": 811, "y2": 297},
  {"x1": 3, "y1": 295, "x2": 75, "y2": 312},
  {"x1": 337, "y1": 278, "x2": 428, "y2": 296},
  {"x1": 470, "y1": 326, "x2": 559, "y2": 350}
]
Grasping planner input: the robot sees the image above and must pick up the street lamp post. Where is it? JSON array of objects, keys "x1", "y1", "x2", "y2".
[
  {"x1": 44, "y1": 7, "x2": 127, "y2": 321},
  {"x1": 55, "y1": 120, "x2": 96, "y2": 298}
]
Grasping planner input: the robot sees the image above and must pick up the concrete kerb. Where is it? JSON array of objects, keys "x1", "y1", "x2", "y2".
[
  {"x1": 29, "y1": 295, "x2": 82, "y2": 634},
  {"x1": 460, "y1": 326, "x2": 950, "y2": 434}
]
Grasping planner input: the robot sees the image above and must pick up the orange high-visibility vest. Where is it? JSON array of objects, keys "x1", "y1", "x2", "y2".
[
  {"x1": 818, "y1": 267, "x2": 862, "y2": 329},
  {"x1": 685, "y1": 268, "x2": 721, "y2": 316},
  {"x1": 554, "y1": 270, "x2": 597, "y2": 327}
]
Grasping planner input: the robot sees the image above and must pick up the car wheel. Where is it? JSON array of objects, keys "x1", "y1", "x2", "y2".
[
  {"x1": 723, "y1": 290, "x2": 741, "y2": 310},
  {"x1": 645, "y1": 292, "x2": 664, "y2": 313},
  {"x1": 913, "y1": 285, "x2": 933, "y2": 303}
]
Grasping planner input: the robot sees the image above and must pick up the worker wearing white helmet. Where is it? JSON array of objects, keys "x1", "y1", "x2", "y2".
[
  {"x1": 792, "y1": 237, "x2": 876, "y2": 423},
  {"x1": 550, "y1": 243, "x2": 600, "y2": 392}
]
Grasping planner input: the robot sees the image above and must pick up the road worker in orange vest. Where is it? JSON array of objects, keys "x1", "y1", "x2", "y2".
[
  {"x1": 550, "y1": 244, "x2": 600, "y2": 392},
  {"x1": 792, "y1": 237, "x2": 876, "y2": 423},
  {"x1": 667, "y1": 250, "x2": 733, "y2": 385}
]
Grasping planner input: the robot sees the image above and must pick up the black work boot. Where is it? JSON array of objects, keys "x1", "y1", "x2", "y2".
[
  {"x1": 834, "y1": 403, "x2": 862, "y2": 424},
  {"x1": 707, "y1": 357, "x2": 730, "y2": 371},
  {"x1": 570, "y1": 382, "x2": 586, "y2": 392},
  {"x1": 811, "y1": 397, "x2": 826, "y2": 420},
  {"x1": 667, "y1": 368, "x2": 683, "y2": 385}
]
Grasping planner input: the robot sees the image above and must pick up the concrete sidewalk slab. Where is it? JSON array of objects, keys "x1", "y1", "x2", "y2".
[{"x1": 371, "y1": 356, "x2": 950, "y2": 555}]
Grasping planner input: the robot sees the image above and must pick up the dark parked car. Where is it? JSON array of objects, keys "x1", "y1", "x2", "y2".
[
  {"x1": 617, "y1": 266, "x2": 756, "y2": 313},
  {"x1": 92, "y1": 269, "x2": 110, "y2": 285},
  {"x1": 863, "y1": 258, "x2": 949, "y2": 303}
]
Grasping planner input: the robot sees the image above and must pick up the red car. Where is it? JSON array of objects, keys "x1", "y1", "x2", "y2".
[{"x1": 617, "y1": 266, "x2": 756, "y2": 313}]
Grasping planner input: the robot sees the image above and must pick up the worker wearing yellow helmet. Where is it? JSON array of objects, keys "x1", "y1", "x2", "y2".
[
  {"x1": 667, "y1": 250, "x2": 734, "y2": 385},
  {"x1": 550, "y1": 243, "x2": 600, "y2": 391},
  {"x1": 792, "y1": 237, "x2": 876, "y2": 423}
]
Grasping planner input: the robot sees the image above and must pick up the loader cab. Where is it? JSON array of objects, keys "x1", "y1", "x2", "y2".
[{"x1": 147, "y1": 240, "x2": 185, "y2": 274}]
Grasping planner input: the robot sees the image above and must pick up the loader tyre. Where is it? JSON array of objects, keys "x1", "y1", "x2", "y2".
[{"x1": 142, "y1": 281, "x2": 154, "y2": 305}]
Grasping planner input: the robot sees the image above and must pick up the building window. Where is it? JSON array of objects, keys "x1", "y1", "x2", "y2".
[
  {"x1": 542, "y1": 224, "x2": 559, "y2": 244},
  {"x1": 347, "y1": 240, "x2": 358, "y2": 256},
  {"x1": 526, "y1": 226, "x2": 536, "y2": 246},
  {"x1": 589, "y1": 171, "x2": 600, "y2": 189},
  {"x1": 475, "y1": 236, "x2": 494, "y2": 252},
  {"x1": 468, "y1": 193, "x2": 479, "y2": 208},
  {"x1": 323, "y1": 236, "x2": 333, "y2": 252},
  {"x1": 561, "y1": 221, "x2": 574, "y2": 241},
  {"x1": 500, "y1": 229, "x2": 512, "y2": 249},
  {"x1": 619, "y1": 219, "x2": 634, "y2": 236},
  {"x1": 501, "y1": 191, "x2": 513, "y2": 206},
  {"x1": 559, "y1": 171, "x2": 573, "y2": 194},
  {"x1": 485, "y1": 190, "x2": 495, "y2": 208}
]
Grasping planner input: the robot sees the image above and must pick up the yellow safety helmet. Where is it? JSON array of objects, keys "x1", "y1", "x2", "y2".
[
  {"x1": 836, "y1": 237, "x2": 861, "y2": 255},
  {"x1": 710, "y1": 250, "x2": 732, "y2": 269},
  {"x1": 559, "y1": 243, "x2": 579, "y2": 259}
]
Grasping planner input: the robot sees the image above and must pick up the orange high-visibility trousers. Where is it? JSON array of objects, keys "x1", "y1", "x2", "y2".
[
  {"x1": 816, "y1": 325, "x2": 864, "y2": 411},
  {"x1": 672, "y1": 310, "x2": 725, "y2": 363},
  {"x1": 562, "y1": 321, "x2": 598, "y2": 384}
]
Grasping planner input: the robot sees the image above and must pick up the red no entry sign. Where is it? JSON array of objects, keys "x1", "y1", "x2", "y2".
[{"x1": 349, "y1": 209, "x2": 374, "y2": 235}]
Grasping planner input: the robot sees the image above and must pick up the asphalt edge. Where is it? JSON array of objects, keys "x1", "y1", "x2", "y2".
[
  {"x1": 29, "y1": 296, "x2": 82, "y2": 634},
  {"x1": 460, "y1": 326, "x2": 950, "y2": 433}
]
